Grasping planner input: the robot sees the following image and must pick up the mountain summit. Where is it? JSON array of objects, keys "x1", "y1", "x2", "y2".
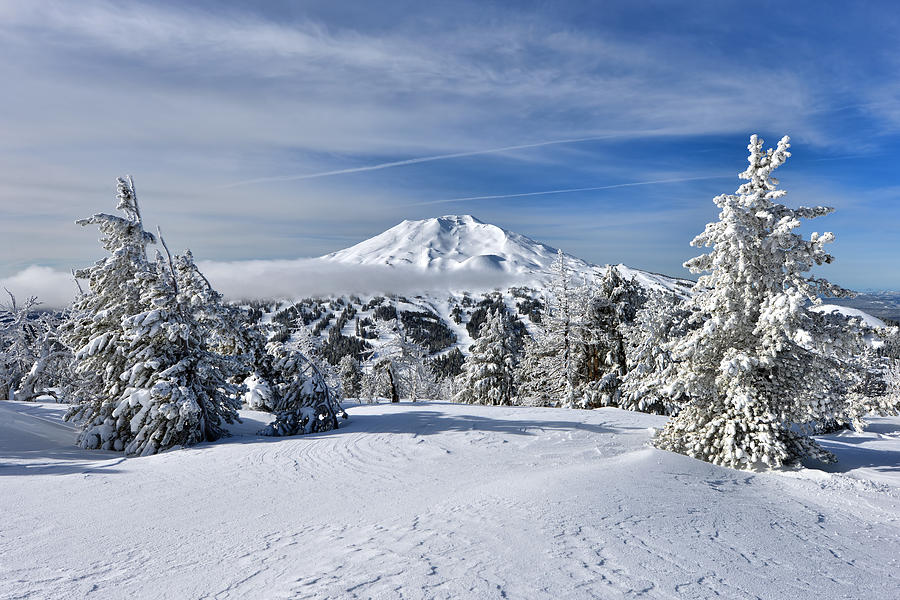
[{"x1": 320, "y1": 215, "x2": 589, "y2": 277}]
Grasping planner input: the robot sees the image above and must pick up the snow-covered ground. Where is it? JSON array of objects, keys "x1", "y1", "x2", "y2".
[{"x1": 1, "y1": 400, "x2": 898, "y2": 599}]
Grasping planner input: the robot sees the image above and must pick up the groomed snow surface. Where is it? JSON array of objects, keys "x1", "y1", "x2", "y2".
[{"x1": 1, "y1": 401, "x2": 898, "y2": 599}]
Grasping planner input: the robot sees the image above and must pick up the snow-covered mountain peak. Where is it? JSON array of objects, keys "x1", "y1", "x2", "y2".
[
  {"x1": 320, "y1": 215, "x2": 586, "y2": 277},
  {"x1": 314, "y1": 215, "x2": 694, "y2": 296}
]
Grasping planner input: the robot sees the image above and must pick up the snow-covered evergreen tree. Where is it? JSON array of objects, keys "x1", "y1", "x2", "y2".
[
  {"x1": 576, "y1": 266, "x2": 647, "y2": 408},
  {"x1": 258, "y1": 341, "x2": 344, "y2": 436},
  {"x1": 654, "y1": 135, "x2": 858, "y2": 469},
  {"x1": 521, "y1": 250, "x2": 578, "y2": 406},
  {"x1": 62, "y1": 177, "x2": 272, "y2": 454},
  {"x1": 514, "y1": 330, "x2": 563, "y2": 406},
  {"x1": 368, "y1": 315, "x2": 435, "y2": 401},
  {"x1": 339, "y1": 354, "x2": 362, "y2": 399},
  {"x1": 63, "y1": 176, "x2": 157, "y2": 440},
  {"x1": 1, "y1": 291, "x2": 70, "y2": 402},
  {"x1": 77, "y1": 248, "x2": 245, "y2": 456},
  {"x1": 597, "y1": 265, "x2": 646, "y2": 326},
  {"x1": 839, "y1": 327, "x2": 900, "y2": 427},
  {"x1": 620, "y1": 292, "x2": 690, "y2": 415},
  {"x1": 371, "y1": 356, "x2": 400, "y2": 402},
  {"x1": 575, "y1": 280, "x2": 621, "y2": 408},
  {"x1": 1, "y1": 291, "x2": 38, "y2": 400},
  {"x1": 455, "y1": 306, "x2": 519, "y2": 405},
  {"x1": 242, "y1": 373, "x2": 275, "y2": 411}
]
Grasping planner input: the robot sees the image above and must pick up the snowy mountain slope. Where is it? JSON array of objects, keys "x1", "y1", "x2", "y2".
[
  {"x1": 1, "y1": 400, "x2": 898, "y2": 599},
  {"x1": 821, "y1": 291, "x2": 900, "y2": 324},
  {"x1": 811, "y1": 304, "x2": 888, "y2": 329}
]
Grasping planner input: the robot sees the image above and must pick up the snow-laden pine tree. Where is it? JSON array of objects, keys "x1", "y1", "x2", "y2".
[
  {"x1": 597, "y1": 265, "x2": 646, "y2": 326},
  {"x1": 839, "y1": 326, "x2": 900, "y2": 428},
  {"x1": 1, "y1": 291, "x2": 39, "y2": 400},
  {"x1": 390, "y1": 328, "x2": 435, "y2": 402},
  {"x1": 339, "y1": 354, "x2": 362, "y2": 399},
  {"x1": 455, "y1": 306, "x2": 519, "y2": 405},
  {"x1": 654, "y1": 135, "x2": 858, "y2": 468},
  {"x1": 514, "y1": 330, "x2": 562, "y2": 406},
  {"x1": 523, "y1": 250, "x2": 578, "y2": 406},
  {"x1": 63, "y1": 177, "x2": 157, "y2": 438},
  {"x1": 575, "y1": 273, "x2": 621, "y2": 408},
  {"x1": 569, "y1": 266, "x2": 646, "y2": 409},
  {"x1": 258, "y1": 340, "x2": 344, "y2": 436},
  {"x1": 1, "y1": 291, "x2": 70, "y2": 402},
  {"x1": 619, "y1": 292, "x2": 690, "y2": 415},
  {"x1": 242, "y1": 373, "x2": 276, "y2": 411},
  {"x1": 80, "y1": 248, "x2": 246, "y2": 456}
]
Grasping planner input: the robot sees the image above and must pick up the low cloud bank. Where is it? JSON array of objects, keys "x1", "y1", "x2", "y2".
[
  {"x1": 2, "y1": 259, "x2": 526, "y2": 308},
  {"x1": 0, "y1": 266, "x2": 81, "y2": 309},
  {"x1": 198, "y1": 258, "x2": 524, "y2": 301}
]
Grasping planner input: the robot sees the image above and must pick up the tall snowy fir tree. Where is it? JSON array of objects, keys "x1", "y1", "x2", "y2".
[
  {"x1": 518, "y1": 250, "x2": 578, "y2": 407},
  {"x1": 61, "y1": 176, "x2": 326, "y2": 454},
  {"x1": 654, "y1": 135, "x2": 860, "y2": 469},
  {"x1": 62, "y1": 177, "x2": 158, "y2": 446},
  {"x1": 455, "y1": 306, "x2": 519, "y2": 406}
]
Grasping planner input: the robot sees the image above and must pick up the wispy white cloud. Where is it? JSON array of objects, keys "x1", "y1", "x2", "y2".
[
  {"x1": 407, "y1": 175, "x2": 731, "y2": 207},
  {"x1": 0, "y1": 1, "x2": 828, "y2": 156},
  {"x1": 222, "y1": 136, "x2": 624, "y2": 188}
]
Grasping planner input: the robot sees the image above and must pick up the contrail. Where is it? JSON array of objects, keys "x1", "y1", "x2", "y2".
[
  {"x1": 221, "y1": 135, "x2": 621, "y2": 188},
  {"x1": 406, "y1": 175, "x2": 728, "y2": 207}
]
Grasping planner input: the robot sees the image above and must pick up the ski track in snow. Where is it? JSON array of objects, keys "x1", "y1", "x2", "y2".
[{"x1": 1, "y1": 401, "x2": 898, "y2": 599}]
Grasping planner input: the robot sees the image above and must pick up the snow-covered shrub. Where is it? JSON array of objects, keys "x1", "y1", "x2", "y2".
[
  {"x1": 0, "y1": 291, "x2": 71, "y2": 402},
  {"x1": 243, "y1": 373, "x2": 275, "y2": 411},
  {"x1": 653, "y1": 135, "x2": 861, "y2": 469},
  {"x1": 258, "y1": 341, "x2": 344, "y2": 436}
]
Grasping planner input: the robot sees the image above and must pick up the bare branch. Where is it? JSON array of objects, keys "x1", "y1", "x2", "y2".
[
  {"x1": 4, "y1": 287, "x2": 17, "y2": 312},
  {"x1": 71, "y1": 269, "x2": 86, "y2": 296},
  {"x1": 156, "y1": 226, "x2": 178, "y2": 295}
]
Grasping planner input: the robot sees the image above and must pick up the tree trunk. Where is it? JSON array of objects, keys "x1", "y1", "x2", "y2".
[{"x1": 387, "y1": 369, "x2": 399, "y2": 403}]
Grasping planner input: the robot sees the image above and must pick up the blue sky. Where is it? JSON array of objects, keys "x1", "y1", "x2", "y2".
[{"x1": 1, "y1": 0, "x2": 899, "y2": 295}]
